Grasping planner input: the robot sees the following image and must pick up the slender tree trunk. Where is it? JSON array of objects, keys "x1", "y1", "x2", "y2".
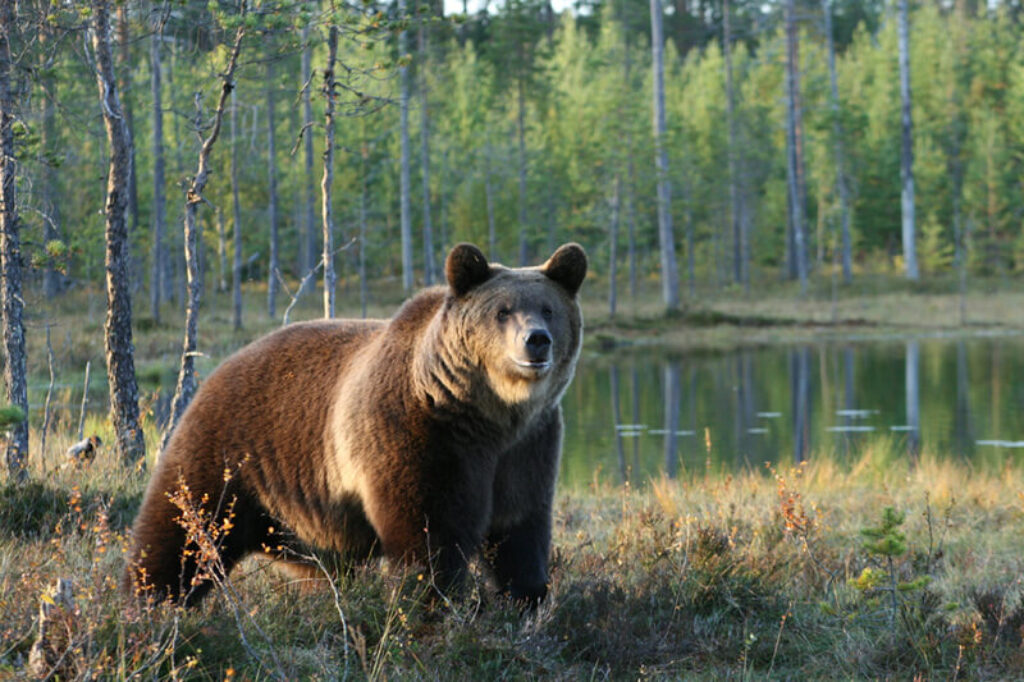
[
  {"x1": 150, "y1": 28, "x2": 165, "y2": 323},
  {"x1": 650, "y1": 0, "x2": 680, "y2": 310},
  {"x1": 117, "y1": 5, "x2": 139, "y2": 280},
  {"x1": 785, "y1": 0, "x2": 808, "y2": 295},
  {"x1": 216, "y1": 207, "x2": 227, "y2": 292},
  {"x1": 898, "y1": 0, "x2": 918, "y2": 280},
  {"x1": 439, "y1": 149, "x2": 449, "y2": 256},
  {"x1": 164, "y1": 19, "x2": 245, "y2": 445},
  {"x1": 823, "y1": 0, "x2": 852, "y2": 284},
  {"x1": 484, "y1": 144, "x2": 497, "y2": 261},
  {"x1": 164, "y1": 43, "x2": 179, "y2": 305},
  {"x1": 516, "y1": 76, "x2": 529, "y2": 265},
  {"x1": 418, "y1": 23, "x2": 436, "y2": 286},
  {"x1": 0, "y1": 0, "x2": 28, "y2": 481},
  {"x1": 40, "y1": 18, "x2": 63, "y2": 299},
  {"x1": 266, "y1": 60, "x2": 279, "y2": 316},
  {"x1": 622, "y1": 26, "x2": 638, "y2": 302},
  {"x1": 322, "y1": 25, "x2": 338, "y2": 318},
  {"x1": 92, "y1": 0, "x2": 145, "y2": 465},
  {"x1": 359, "y1": 122, "x2": 369, "y2": 318},
  {"x1": 723, "y1": 0, "x2": 745, "y2": 287},
  {"x1": 905, "y1": 340, "x2": 920, "y2": 457},
  {"x1": 231, "y1": 90, "x2": 243, "y2": 331},
  {"x1": 609, "y1": 175, "x2": 621, "y2": 318},
  {"x1": 399, "y1": 0, "x2": 413, "y2": 292},
  {"x1": 300, "y1": 23, "x2": 317, "y2": 296}
]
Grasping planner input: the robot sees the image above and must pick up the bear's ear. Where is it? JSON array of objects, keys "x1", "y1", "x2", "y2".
[
  {"x1": 543, "y1": 243, "x2": 587, "y2": 296},
  {"x1": 446, "y1": 243, "x2": 491, "y2": 296}
]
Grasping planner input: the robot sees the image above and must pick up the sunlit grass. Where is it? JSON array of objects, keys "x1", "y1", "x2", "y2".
[{"x1": 5, "y1": 411, "x2": 1024, "y2": 677}]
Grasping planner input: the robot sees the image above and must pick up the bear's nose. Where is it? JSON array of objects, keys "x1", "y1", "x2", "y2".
[{"x1": 525, "y1": 330, "x2": 552, "y2": 358}]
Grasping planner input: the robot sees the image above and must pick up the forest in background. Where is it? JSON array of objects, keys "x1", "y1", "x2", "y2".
[
  {"x1": 2, "y1": 0, "x2": 1024, "y2": 471},
  {"x1": 8, "y1": 0, "x2": 1024, "y2": 312}
]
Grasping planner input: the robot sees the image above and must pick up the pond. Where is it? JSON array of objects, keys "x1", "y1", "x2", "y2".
[{"x1": 558, "y1": 334, "x2": 1024, "y2": 488}]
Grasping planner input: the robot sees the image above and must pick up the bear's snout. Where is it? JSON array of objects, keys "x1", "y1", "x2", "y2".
[{"x1": 525, "y1": 329, "x2": 552, "y2": 361}]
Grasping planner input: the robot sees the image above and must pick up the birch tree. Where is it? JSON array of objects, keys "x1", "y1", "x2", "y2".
[
  {"x1": 398, "y1": 0, "x2": 413, "y2": 292},
  {"x1": 898, "y1": 0, "x2": 919, "y2": 280},
  {"x1": 165, "y1": 11, "x2": 246, "y2": 444},
  {"x1": 823, "y1": 0, "x2": 853, "y2": 283},
  {"x1": 231, "y1": 89, "x2": 243, "y2": 331},
  {"x1": 149, "y1": 19, "x2": 166, "y2": 323},
  {"x1": 785, "y1": 0, "x2": 808, "y2": 294},
  {"x1": 0, "y1": 0, "x2": 28, "y2": 480},
  {"x1": 650, "y1": 0, "x2": 680, "y2": 310},
  {"x1": 419, "y1": 21, "x2": 436, "y2": 286},
  {"x1": 299, "y1": 23, "x2": 317, "y2": 296},
  {"x1": 322, "y1": 23, "x2": 338, "y2": 318},
  {"x1": 92, "y1": 0, "x2": 145, "y2": 464},
  {"x1": 266, "y1": 59, "x2": 280, "y2": 316}
]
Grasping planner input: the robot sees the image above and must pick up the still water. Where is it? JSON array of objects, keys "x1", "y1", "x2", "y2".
[{"x1": 559, "y1": 335, "x2": 1024, "y2": 488}]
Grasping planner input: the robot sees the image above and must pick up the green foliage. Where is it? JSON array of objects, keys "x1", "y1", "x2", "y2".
[
  {"x1": 860, "y1": 506, "x2": 907, "y2": 557},
  {"x1": 0, "y1": 406, "x2": 25, "y2": 431}
]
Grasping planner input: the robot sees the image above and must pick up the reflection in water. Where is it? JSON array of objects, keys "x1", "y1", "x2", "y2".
[
  {"x1": 610, "y1": 365, "x2": 627, "y2": 483},
  {"x1": 558, "y1": 336, "x2": 1024, "y2": 487},
  {"x1": 790, "y1": 347, "x2": 811, "y2": 464},
  {"x1": 954, "y1": 341, "x2": 973, "y2": 456},
  {"x1": 663, "y1": 362, "x2": 682, "y2": 479},
  {"x1": 906, "y1": 340, "x2": 920, "y2": 458}
]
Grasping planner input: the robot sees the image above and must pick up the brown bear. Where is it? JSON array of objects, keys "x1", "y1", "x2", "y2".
[{"x1": 124, "y1": 242, "x2": 587, "y2": 607}]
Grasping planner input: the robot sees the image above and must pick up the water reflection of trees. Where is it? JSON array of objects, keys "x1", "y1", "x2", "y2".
[{"x1": 567, "y1": 338, "x2": 1024, "y2": 486}]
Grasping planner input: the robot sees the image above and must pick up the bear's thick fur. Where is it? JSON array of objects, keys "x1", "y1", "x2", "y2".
[{"x1": 125, "y1": 242, "x2": 587, "y2": 606}]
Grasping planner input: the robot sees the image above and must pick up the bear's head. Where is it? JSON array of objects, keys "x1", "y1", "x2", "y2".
[{"x1": 443, "y1": 242, "x2": 587, "y2": 407}]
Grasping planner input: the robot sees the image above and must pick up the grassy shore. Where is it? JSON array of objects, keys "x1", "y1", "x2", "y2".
[
  {"x1": 3, "y1": 437, "x2": 1024, "y2": 679},
  {"x1": 6, "y1": 280, "x2": 1024, "y2": 678}
]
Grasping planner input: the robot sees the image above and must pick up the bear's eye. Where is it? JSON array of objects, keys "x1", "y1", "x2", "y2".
[
  {"x1": 541, "y1": 306, "x2": 553, "y2": 320},
  {"x1": 497, "y1": 308, "x2": 511, "y2": 323}
]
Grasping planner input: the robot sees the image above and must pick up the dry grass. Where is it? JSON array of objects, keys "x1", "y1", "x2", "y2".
[
  {"x1": 5, "y1": 279, "x2": 1024, "y2": 678},
  {"x1": 3, "y1": 430, "x2": 1024, "y2": 679}
]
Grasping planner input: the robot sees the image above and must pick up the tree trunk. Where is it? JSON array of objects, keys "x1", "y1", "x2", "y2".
[
  {"x1": 116, "y1": 5, "x2": 139, "y2": 283},
  {"x1": 300, "y1": 23, "x2": 317, "y2": 296},
  {"x1": 322, "y1": 25, "x2": 338, "y2": 318},
  {"x1": 823, "y1": 0, "x2": 852, "y2": 284},
  {"x1": 650, "y1": 0, "x2": 680, "y2": 310},
  {"x1": 266, "y1": 60, "x2": 279, "y2": 317},
  {"x1": 92, "y1": 0, "x2": 145, "y2": 465},
  {"x1": 150, "y1": 28, "x2": 166, "y2": 323},
  {"x1": 516, "y1": 76, "x2": 529, "y2": 266},
  {"x1": 399, "y1": 0, "x2": 413, "y2": 293},
  {"x1": 359, "y1": 121, "x2": 369, "y2": 319},
  {"x1": 0, "y1": 0, "x2": 28, "y2": 481},
  {"x1": 216, "y1": 207, "x2": 227, "y2": 293},
  {"x1": 898, "y1": 0, "x2": 918, "y2": 280},
  {"x1": 231, "y1": 90, "x2": 243, "y2": 331},
  {"x1": 418, "y1": 24, "x2": 436, "y2": 286},
  {"x1": 164, "y1": 19, "x2": 245, "y2": 445},
  {"x1": 40, "y1": 17, "x2": 63, "y2": 300},
  {"x1": 484, "y1": 144, "x2": 497, "y2": 261},
  {"x1": 723, "y1": 0, "x2": 746, "y2": 287},
  {"x1": 785, "y1": 0, "x2": 808, "y2": 295},
  {"x1": 608, "y1": 175, "x2": 621, "y2": 318}
]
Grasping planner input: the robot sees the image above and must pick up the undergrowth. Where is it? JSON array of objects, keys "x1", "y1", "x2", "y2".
[{"x1": 2, "y1": 444, "x2": 1024, "y2": 679}]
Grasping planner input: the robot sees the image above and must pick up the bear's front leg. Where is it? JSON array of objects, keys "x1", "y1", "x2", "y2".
[
  {"x1": 364, "y1": 451, "x2": 496, "y2": 598},
  {"x1": 487, "y1": 408, "x2": 561, "y2": 606},
  {"x1": 487, "y1": 513, "x2": 551, "y2": 604}
]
